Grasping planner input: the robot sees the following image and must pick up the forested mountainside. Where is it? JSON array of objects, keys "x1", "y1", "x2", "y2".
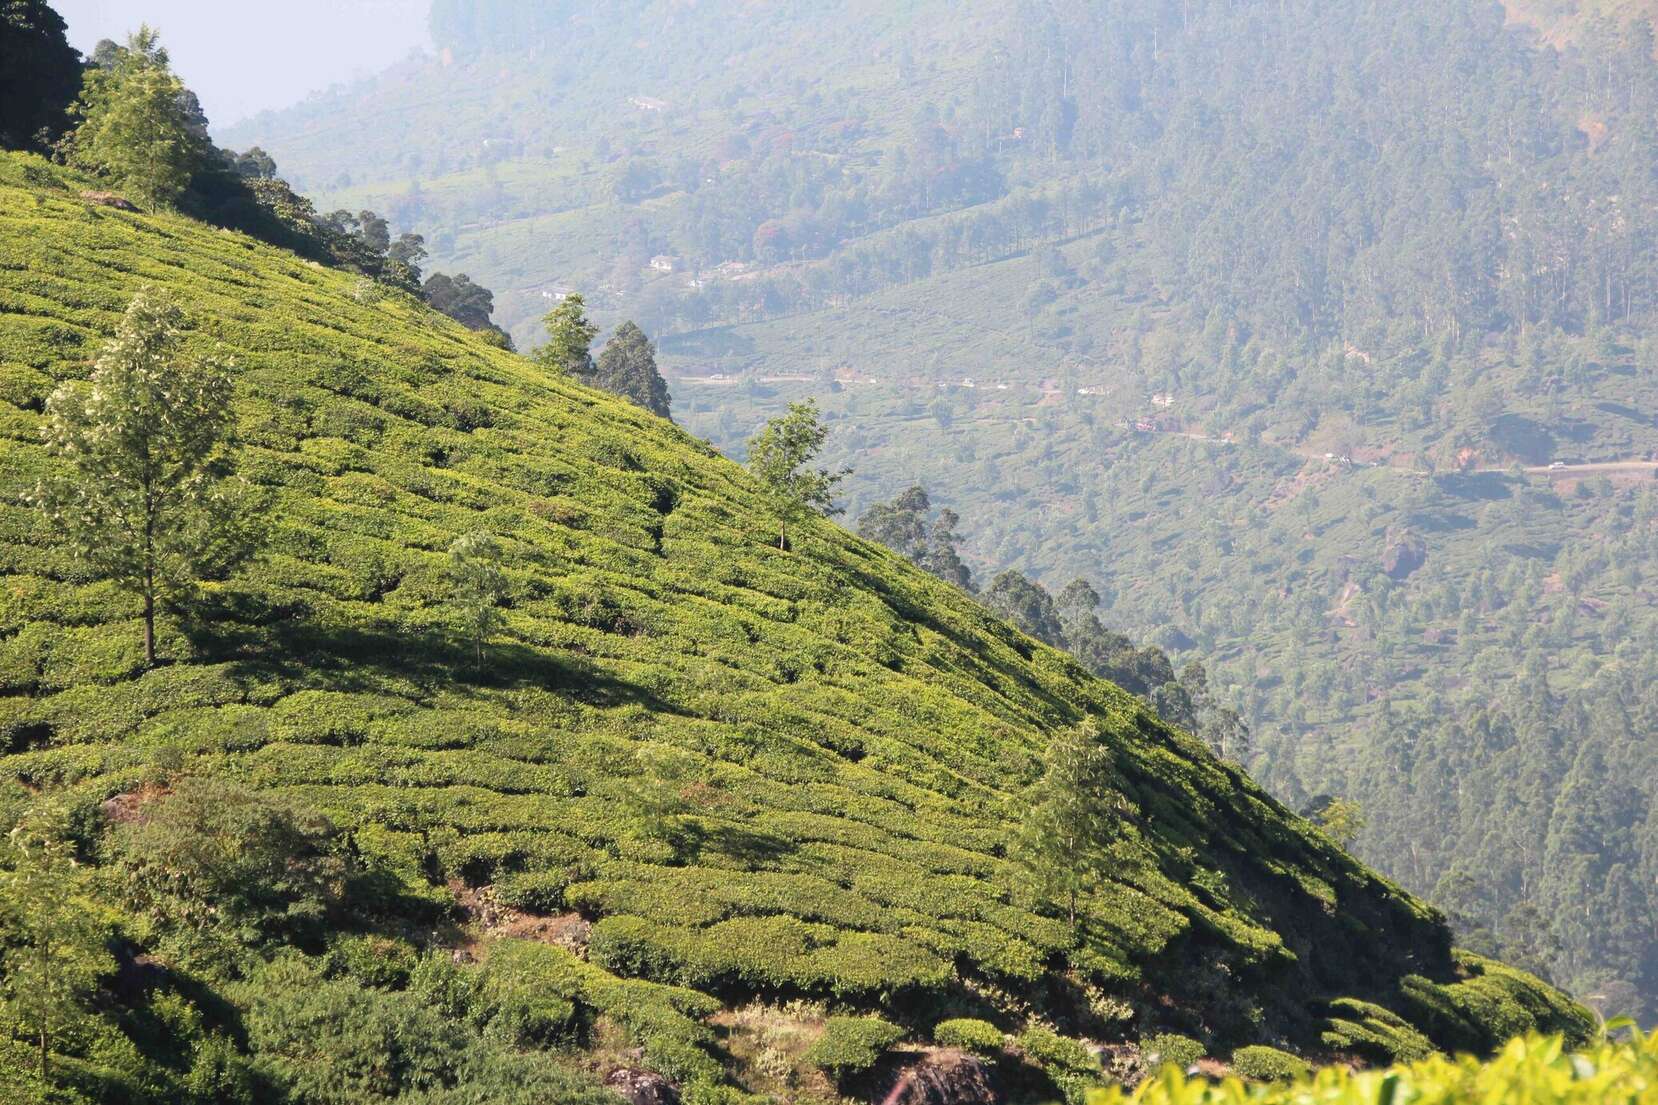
[
  {"x1": 0, "y1": 151, "x2": 1594, "y2": 1102},
  {"x1": 233, "y1": 0, "x2": 1658, "y2": 1021}
]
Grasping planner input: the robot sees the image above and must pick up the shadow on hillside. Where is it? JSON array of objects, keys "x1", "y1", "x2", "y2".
[
  {"x1": 672, "y1": 819, "x2": 795, "y2": 867},
  {"x1": 1112, "y1": 709, "x2": 1464, "y2": 1042},
  {"x1": 183, "y1": 592, "x2": 685, "y2": 714},
  {"x1": 829, "y1": 550, "x2": 1082, "y2": 718},
  {"x1": 1433, "y1": 472, "x2": 1512, "y2": 501}
]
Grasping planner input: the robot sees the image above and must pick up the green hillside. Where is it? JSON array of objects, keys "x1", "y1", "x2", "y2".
[
  {"x1": 229, "y1": 0, "x2": 1658, "y2": 1020},
  {"x1": 0, "y1": 152, "x2": 1592, "y2": 1101}
]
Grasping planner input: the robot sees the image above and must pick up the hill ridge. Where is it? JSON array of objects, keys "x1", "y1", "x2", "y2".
[{"x1": 0, "y1": 151, "x2": 1590, "y2": 1100}]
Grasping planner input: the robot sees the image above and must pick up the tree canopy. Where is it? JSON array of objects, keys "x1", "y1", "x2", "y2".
[
  {"x1": 591, "y1": 321, "x2": 672, "y2": 420},
  {"x1": 536, "y1": 293, "x2": 597, "y2": 378},
  {"x1": 0, "y1": 0, "x2": 81, "y2": 152},
  {"x1": 35, "y1": 287, "x2": 255, "y2": 665},
  {"x1": 745, "y1": 400, "x2": 845, "y2": 549},
  {"x1": 68, "y1": 27, "x2": 207, "y2": 209}
]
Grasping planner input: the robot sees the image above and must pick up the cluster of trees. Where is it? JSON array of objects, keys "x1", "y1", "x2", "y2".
[
  {"x1": 0, "y1": 2, "x2": 81, "y2": 152},
  {"x1": 0, "y1": 17, "x2": 511, "y2": 344},
  {"x1": 635, "y1": 0, "x2": 1658, "y2": 352},
  {"x1": 0, "y1": 772, "x2": 615, "y2": 1104},
  {"x1": 855, "y1": 486, "x2": 973, "y2": 591},
  {"x1": 854, "y1": 484, "x2": 1249, "y2": 760},
  {"x1": 536, "y1": 294, "x2": 672, "y2": 419}
]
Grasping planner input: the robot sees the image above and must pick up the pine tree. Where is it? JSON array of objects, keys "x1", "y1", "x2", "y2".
[
  {"x1": 593, "y1": 320, "x2": 672, "y2": 419},
  {"x1": 35, "y1": 288, "x2": 254, "y2": 666},
  {"x1": 745, "y1": 400, "x2": 846, "y2": 550},
  {"x1": 68, "y1": 27, "x2": 207, "y2": 209},
  {"x1": 536, "y1": 293, "x2": 597, "y2": 378},
  {"x1": 1011, "y1": 719, "x2": 1119, "y2": 931}
]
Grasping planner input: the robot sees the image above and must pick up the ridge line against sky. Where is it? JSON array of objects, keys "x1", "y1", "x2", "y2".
[{"x1": 51, "y1": 0, "x2": 431, "y2": 129}]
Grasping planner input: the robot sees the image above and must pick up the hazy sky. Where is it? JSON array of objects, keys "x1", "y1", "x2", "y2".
[{"x1": 53, "y1": 0, "x2": 431, "y2": 130}]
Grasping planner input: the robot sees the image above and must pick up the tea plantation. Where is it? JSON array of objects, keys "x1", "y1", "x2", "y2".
[{"x1": 0, "y1": 151, "x2": 1593, "y2": 1100}]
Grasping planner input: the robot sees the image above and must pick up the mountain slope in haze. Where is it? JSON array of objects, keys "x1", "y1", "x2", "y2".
[
  {"x1": 0, "y1": 152, "x2": 1592, "y2": 1099},
  {"x1": 232, "y1": 0, "x2": 1658, "y2": 1020},
  {"x1": 1502, "y1": 0, "x2": 1658, "y2": 45}
]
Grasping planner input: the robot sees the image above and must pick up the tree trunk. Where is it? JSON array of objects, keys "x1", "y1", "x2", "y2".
[
  {"x1": 779, "y1": 517, "x2": 787, "y2": 551},
  {"x1": 39, "y1": 934, "x2": 50, "y2": 1085},
  {"x1": 143, "y1": 480, "x2": 157, "y2": 666},
  {"x1": 143, "y1": 589, "x2": 156, "y2": 668}
]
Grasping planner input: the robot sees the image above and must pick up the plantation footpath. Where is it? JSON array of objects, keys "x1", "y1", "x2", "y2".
[{"x1": 0, "y1": 151, "x2": 1590, "y2": 1101}]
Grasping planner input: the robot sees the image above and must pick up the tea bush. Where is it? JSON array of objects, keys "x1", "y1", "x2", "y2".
[
  {"x1": 0, "y1": 152, "x2": 1598, "y2": 1098},
  {"x1": 1093, "y1": 1031, "x2": 1658, "y2": 1105}
]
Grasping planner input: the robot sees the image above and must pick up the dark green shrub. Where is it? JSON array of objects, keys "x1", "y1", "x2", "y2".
[
  {"x1": 475, "y1": 940, "x2": 584, "y2": 1047},
  {"x1": 935, "y1": 1017, "x2": 1004, "y2": 1055},
  {"x1": 494, "y1": 869, "x2": 570, "y2": 913},
  {"x1": 803, "y1": 1016, "x2": 906, "y2": 1079},
  {"x1": 245, "y1": 958, "x2": 471, "y2": 1102},
  {"x1": 324, "y1": 933, "x2": 419, "y2": 989},
  {"x1": 1230, "y1": 1045, "x2": 1309, "y2": 1081},
  {"x1": 1140, "y1": 1032, "x2": 1205, "y2": 1073},
  {"x1": 110, "y1": 776, "x2": 347, "y2": 958},
  {"x1": 1018, "y1": 1026, "x2": 1101, "y2": 1104},
  {"x1": 245, "y1": 956, "x2": 613, "y2": 1105}
]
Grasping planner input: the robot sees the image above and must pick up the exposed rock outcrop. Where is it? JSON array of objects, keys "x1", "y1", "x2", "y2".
[{"x1": 604, "y1": 1067, "x2": 679, "y2": 1105}]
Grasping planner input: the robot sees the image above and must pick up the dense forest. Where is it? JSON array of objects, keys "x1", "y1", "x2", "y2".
[{"x1": 227, "y1": 0, "x2": 1658, "y2": 1025}]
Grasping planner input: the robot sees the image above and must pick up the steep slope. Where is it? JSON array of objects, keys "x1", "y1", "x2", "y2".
[
  {"x1": 227, "y1": 0, "x2": 1658, "y2": 1019},
  {"x1": 0, "y1": 153, "x2": 1590, "y2": 1097}
]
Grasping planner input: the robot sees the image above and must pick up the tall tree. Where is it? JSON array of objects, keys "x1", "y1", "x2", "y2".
[
  {"x1": 68, "y1": 27, "x2": 207, "y2": 209},
  {"x1": 385, "y1": 232, "x2": 427, "y2": 285},
  {"x1": 746, "y1": 400, "x2": 846, "y2": 550},
  {"x1": 1011, "y1": 718, "x2": 1120, "y2": 930},
  {"x1": 0, "y1": 802, "x2": 111, "y2": 1088},
  {"x1": 422, "y1": 272, "x2": 495, "y2": 330},
  {"x1": 857, "y1": 485, "x2": 976, "y2": 591},
  {"x1": 922, "y1": 506, "x2": 975, "y2": 592},
  {"x1": 35, "y1": 288, "x2": 254, "y2": 666},
  {"x1": 447, "y1": 531, "x2": 507, "y2": 672},
  {"x1": 592, "y1": 321, "x2": 672, "y2": 419},
  {"x1": 857, "y1": 486, "x2": 931, "y2": 562},
  {"x1": 0, "y1": 0, "x2": 82, "y2": 152},
  {"x1": 537, "y1": 293, "x2": 597, "y2": 378},
  {"x1": 230, "y1": 146, "x2": 278, "y2": 179},
  {"x1": 983, "y1": 569, "x2": 1064, "y2": 643}
]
